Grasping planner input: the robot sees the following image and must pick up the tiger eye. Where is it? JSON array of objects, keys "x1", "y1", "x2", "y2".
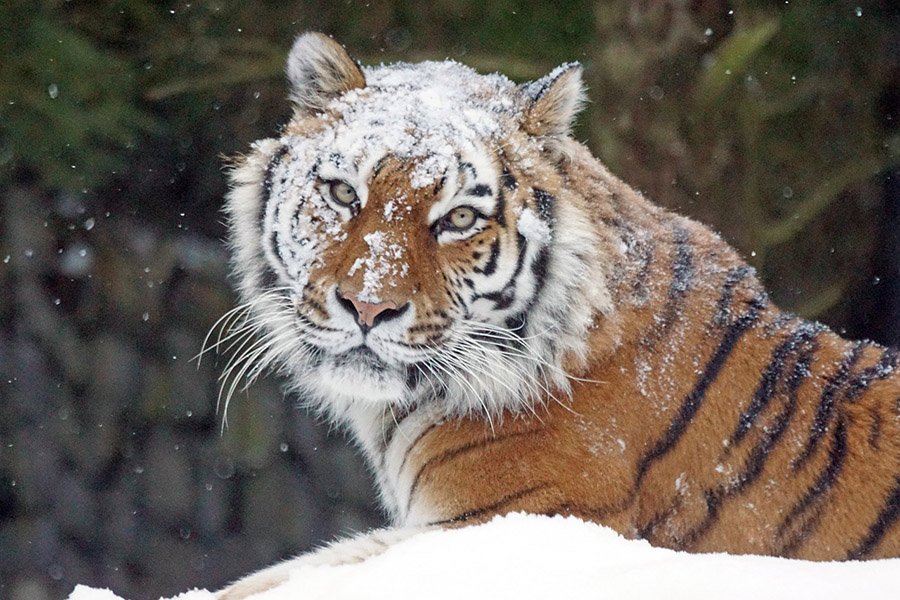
[
  {"x1": 447, "y1": 206, "x2": 477, "y2": 230},
  {"x1": 329, "y1": 181, "x2": 358, "y2": 207}
]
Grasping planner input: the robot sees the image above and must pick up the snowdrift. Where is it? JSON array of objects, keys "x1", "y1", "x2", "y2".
[{"x1": 69, "y1": 512, "x2": 900, "y2": 600}]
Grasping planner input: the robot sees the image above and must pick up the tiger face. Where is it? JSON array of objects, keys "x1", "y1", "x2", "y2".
[{"x1": 225, "y1": 33, "x2": 607, "y2": 419}]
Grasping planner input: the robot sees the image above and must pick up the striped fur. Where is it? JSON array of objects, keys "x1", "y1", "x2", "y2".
[{"x1": 218, "y1": 34, "x2": 900, "y2": 597}]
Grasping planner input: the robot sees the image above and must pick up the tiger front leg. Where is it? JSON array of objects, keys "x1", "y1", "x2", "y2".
[{"x1": 216, "y1": 525, "x2": 435, "y2": 599}]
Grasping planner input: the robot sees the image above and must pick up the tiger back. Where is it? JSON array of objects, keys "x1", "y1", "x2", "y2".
[
  {"x1": 222, "y1": 31, "x2": 900, "y2": 575},
  {"x1": 395, "y1": 147, "x2": 900, "y2": 560}
]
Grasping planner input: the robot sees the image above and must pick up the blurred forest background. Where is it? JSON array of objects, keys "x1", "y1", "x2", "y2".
[{"x1": 1, "y1": 1, "x2": 899, "y2": 598}]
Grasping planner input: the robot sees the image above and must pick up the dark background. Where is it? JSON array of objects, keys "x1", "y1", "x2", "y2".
[{"x1": 1, "y1": 2, "x2": 898, "y2": 598}]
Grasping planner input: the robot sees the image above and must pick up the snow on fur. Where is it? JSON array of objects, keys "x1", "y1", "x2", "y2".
[{"x1": 68, "y1": 513, "x2": 900, "y2": 600}]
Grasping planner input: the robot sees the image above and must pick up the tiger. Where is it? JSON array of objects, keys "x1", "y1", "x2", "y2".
[{"x1": 216, "y1": 32, "x2": 900, "y2": 598}]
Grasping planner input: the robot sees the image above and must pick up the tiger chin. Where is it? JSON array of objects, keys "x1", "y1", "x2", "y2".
[{"x1": 217, "y1": 32, "x2": 900, "y2": 598}]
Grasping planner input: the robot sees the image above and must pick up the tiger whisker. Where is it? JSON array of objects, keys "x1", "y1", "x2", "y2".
[
  {"x1": 448, "y1": 327, "x2": 585, "y2": 417},
  {"x1": 444, "y1": 334, "x2": 553, "y2": 419},
  {"x1": 439, "y1": 340, "x2": 545, "y2": 423},
  {"x1": 457, "y1": 321, "x2": 603, "y2": 386},
  {"x1": 422, "y1": 348, "x2": 494, "y2": 431},
  {"x1": 412, "y1": 361, "x2": 441, "y2": 403},
  {"x1": 216, "y1": 320, "x2": 301, "y2": 423},
  {"x1": 197, "y1": 288, "x2": 296, "y2": 365}
]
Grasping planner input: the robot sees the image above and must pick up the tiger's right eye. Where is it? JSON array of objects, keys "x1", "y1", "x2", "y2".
[
  {"x1": 329, "y1": 181, "x2": 358, "y2": 207},
  {"x1": 446, "y1": 206, "x2": 477, "y2": 231}
]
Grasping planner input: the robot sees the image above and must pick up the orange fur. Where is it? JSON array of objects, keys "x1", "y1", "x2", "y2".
[{"x1": 395, "y1": 143, "x2": 900, "y2": 560}]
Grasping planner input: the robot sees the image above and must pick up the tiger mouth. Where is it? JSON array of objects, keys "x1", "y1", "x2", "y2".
[{"x1": 337, "y1": 346, "x2": 388, "y2": 370}]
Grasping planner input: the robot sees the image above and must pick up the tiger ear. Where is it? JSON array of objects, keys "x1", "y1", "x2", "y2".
[
  {"x1": 520, "y1": 63, "x2": 586, "y2": 137},
  {"x1": 286, "y1": 32, "x2": 366, "y2": 113}
]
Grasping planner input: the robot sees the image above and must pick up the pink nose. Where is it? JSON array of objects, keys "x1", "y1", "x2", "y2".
[{"x1": 341, "y1": 293, "x2": 399, "y2": 328}]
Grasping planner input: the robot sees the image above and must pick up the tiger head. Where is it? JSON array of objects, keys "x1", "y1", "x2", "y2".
[{"x1": 225, "y1": 33, "x2": 611, "y2": 420}]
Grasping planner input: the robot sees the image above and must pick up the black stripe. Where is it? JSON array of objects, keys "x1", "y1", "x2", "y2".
[
  {"x1": 868, "y1": 413, "x2": 883, "y2": 449},
  {"x1": 714, "y1": 266, "x2": 755, "y2": 326},
  {"x1": 475, "y1": 239, "x2": 501, "y2": 276},
  {"x1": 845, "y1": 347, "x2": 899, "y2": 402},
  {"x1": 793, "y1": 341, "x2": 866, "y2": 471},
  {"x1": 372, "y1": 156, "x2": 388, "y2": 177},
  {"x1": 685, "y1": 336, "x2": 817, "y2": 547},
  {"x1": 733, "y1": 340, "x2": 813, "y2": 487},
  {"x1": 259, "y1": 264, "x2": 279, "y2": 289},
  {"x1": 504, "y1": 313, "x2": 528, "y2": 339},
  {"x1": 639, "y1": 223, "x2": 694, "y2": 349},
  {"x1": 607, "y1": 214, "x2": 655, "y2": 305},
  {"x1": 632, "y1": 237, "x2": 655, "y2": 305},
  {"x1": 848, "y1": 475, "x2": 900, "y2": 559},
  {"x1": 500, "y1": 162, "x2": 518, "y2": 190},
  {"x1": 259, "y1": 146, "x2": 290, "y2": 286},
  {"x1": 532, "y1": 188, "x2": 555, "y2": 221},
  {"x1": 688, "y1": 491, "x2": 723, "y2": 547},
  {"x1": 637, "y1": 496, "x2": 684, "y2": 541},
  {"x1": 668, "y1": 225, "x2": 694, "y2": 298},
  {"x1": 408, "y1": 322, "x2": 449, "y2": 335},
  {"x1": 427, "y1": 484, "x2": 548, "y2": 527},
  {"x1": 404, "y1": 364, "x2": 425, "y2": 391},
  {"x1": 304, "y1": 296, "x2": 329, "y2": 319},
  {"x1": 476, "y1": 290, "x2": 514, "y2": 311},
  {"x1": 327, "y1": 151, "x2": 346, "y2": 169},
  {"x1": 635, "y1": 294, "x2": 767, "y2": 487},
  {"x1": 467, "y1": 184, "x2": 492, "y2": 197},
  {"x1": 776, "y1": 418, "x2": 848, "y2": 552},
  {"x1": 778, "y1": 510, "x2": 825, "y2": 557},
  {"x1": 472, "y1": 233, "x2": 528, "y2": 311},
  {"x1": 495, "y1": 186, "x2": 507, "y2": 227},
  {"x1": 531, "y1": 246, "x2": 551, "y2": 296},
  {"x1": 380, "y1": 415, "x2": 400, "y2": 452},
  {"x1": 260, "y1": 145, "x2": 290, "y2": 230},
  {"x1": 405, "y1": 429, "x2": 539, "y2": 515},
  {"x1": 730, "y1": 322, "x2": 821, "y2": 445},
  {"x1": 765, "y1": 312, "x2": 797, "y2": 338},
  {"x1": 458, "y1": 160, "x2": 476, "y2": 178}
]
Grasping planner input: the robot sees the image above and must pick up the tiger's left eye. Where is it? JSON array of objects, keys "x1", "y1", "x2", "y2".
[
  {"x1": 329, "y1": 181, "x2": 358, "y2": 207},
  {"x1": 445, "y1": 206, "x2": 477, "y2": 231}
]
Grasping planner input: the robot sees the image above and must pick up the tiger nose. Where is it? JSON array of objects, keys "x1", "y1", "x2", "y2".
[{"x1": 336, "y1": 290, "x2": 409, "y2": 331}]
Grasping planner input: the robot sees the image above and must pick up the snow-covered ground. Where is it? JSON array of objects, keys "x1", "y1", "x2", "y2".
[{"x1": 69, "y1": 512, "x2": 900, "y2": 600}]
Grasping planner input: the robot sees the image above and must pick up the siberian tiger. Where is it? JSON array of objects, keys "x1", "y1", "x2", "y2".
[{"x1": 217, "y1": 32, "x2": 900, "y2": 597}]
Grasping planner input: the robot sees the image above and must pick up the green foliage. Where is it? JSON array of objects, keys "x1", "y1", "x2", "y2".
[
  {"x1": 694, "y1": 19, "x2": 779, "y2": 107},
  {"x1": 0, "y1": 3, "x2": 156, "y2": 191},
  {"x1": 588, "y1": 1, "x2": 898, "y2": 319}
]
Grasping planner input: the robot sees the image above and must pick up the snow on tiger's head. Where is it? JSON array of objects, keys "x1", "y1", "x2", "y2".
[{"x1": 223, "y1": 32, "x2": 606, "y2": 420}]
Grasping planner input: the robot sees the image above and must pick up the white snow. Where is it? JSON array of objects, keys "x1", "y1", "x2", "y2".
[
  {"x1": 346, "y1": 230, "x2": 408, "y2": 302},
  {"x1": 68, "y1": 512, "x2": 900, "y2": 600},
  {"x1": 68, "y1": 587, "x2": 215, "y2": 600},
  {"x1": 516, "y1": 206, "x2": 551, "y2": 245},
  {"x1": 316, "y1": 60, "x2": 520, "y2": 190}
]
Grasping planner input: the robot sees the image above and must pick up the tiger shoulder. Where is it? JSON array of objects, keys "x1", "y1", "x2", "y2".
[{"x1": 217, "y1": 31, "x2": 900, "y2": 598}]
